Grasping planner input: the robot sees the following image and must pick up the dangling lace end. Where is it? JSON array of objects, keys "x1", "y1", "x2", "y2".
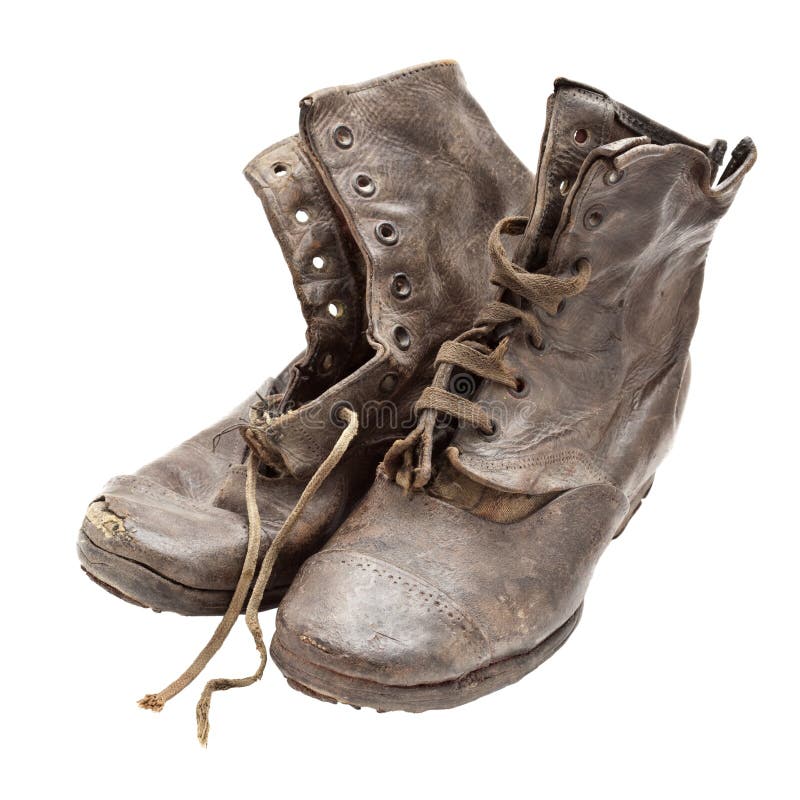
[
  {"x1": 197, "y1": 728, "x2": 209, "y2": 749},
  {"x1": 196, "y1": 708, "x2": 210, "y2": 747},
  {"x1": 193, "y1": 658, "x2": 267, "y2": 746},
  {"x1": 138, "y1": 693, "x2": 165, "y2": 712},
  {"x1": 189, "y1": 409, "x2": 359, "y2": 745},
  {"x1": 195, "y1": 685, "x2": 214, "y2": 747},
  {"x1": 135, "y1": 450, "x2": 265, "y2": 724}
]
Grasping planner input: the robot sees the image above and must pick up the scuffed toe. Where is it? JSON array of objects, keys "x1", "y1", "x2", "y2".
[
  {"x1": 274, "y1": 549, "x2": 491, "y2": 687},
  {"x1": 78, "y1": 474, "x2": 276, "y2": 615}
]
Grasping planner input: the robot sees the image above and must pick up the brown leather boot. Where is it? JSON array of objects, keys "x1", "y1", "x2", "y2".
[
  {"x1": 270, "y1": 79, "x2": 756, "y2": 712},
  {"x1": 77, "y1": 60, "x2": 532, "y2": 620}
]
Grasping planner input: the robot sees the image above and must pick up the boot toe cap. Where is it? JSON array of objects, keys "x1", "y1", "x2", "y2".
[
  {"x1": 274, "y1": 549, "x2": 491, "y2": 687},
  {"x1": 78, "y1": 474, "x2": 265, "y2": 614}
]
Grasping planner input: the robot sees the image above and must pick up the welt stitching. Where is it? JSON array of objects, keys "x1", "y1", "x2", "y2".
[{"x1": 345, "y1": 62, "x2": 456, "y2": 95}]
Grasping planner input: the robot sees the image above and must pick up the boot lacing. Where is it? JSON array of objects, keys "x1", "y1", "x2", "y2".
[
  {"x1": 138, "y1": 406, "x2": 358, "y2": 746},
  {"x1": 385, "y1": 216, "x2": 590, "y2": 490}
]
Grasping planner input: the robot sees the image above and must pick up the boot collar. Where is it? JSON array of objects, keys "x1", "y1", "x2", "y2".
[{"x1": 514, "y1": 78, "x2": 726, "y2": 270}]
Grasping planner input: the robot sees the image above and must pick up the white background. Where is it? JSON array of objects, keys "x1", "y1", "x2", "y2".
[{"x1": 1, "y1": 1, "x2": 796, "y2": 797}]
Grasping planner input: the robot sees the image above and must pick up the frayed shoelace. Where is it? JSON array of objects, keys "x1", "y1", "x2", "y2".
[
  {"x1": 385, "y1": 215, "x2": 591, "y2": 490},
  {"x1": 138, "y1": 406, "x2": 358, "y2": 745}
]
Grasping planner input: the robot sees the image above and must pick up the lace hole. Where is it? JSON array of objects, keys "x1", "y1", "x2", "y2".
[
  {"x1": 272, "y1": 163, "x2": 289, "y2": 177},
  {"x1": 312, "y1": 256, "x2": 325, "y2": 270},
  {"x1": 556, "y1": 299, "x2": 567, "y2": 315},
  {"x1": 330, "y1": 400, "x2": 355, "y2": 428},
  {"x1": 320, "y1": 353, "x2": 334, "y2": 372},
  {"x1": 573, "y1": 128, "x2": 589, "y2": 145},
  {"x1": 605, "y1": 169, "x2": 624, "y2": 186},
  {"x1": 527, "y1": 333, "x2": 546, "y2": 352},
  {"x1": 295, "y1": 209, "x2": 310, "y2": 223},
  {"x1": 559, "y1": 178, "x2": 570, "y2": 196},
  {"x1": 584, "y1": 208, "x2": 604, "y2": 229},
  {"x1": 393, "y1": 325, "x2": 411, "y2": 351},
  {"x1": 379, "y1": 372, "x2": 398, "y2": 394},
  {"x1": 375, "y1": 222, "x2": 399, "y2": 246},
  {"x1": 327, "y1": 301, "x2": 344, "y2": 319},
  {"x1": 479, "y1": 419, "x2": 499, "y2": 439},
  {"x1": 509, "y1": 377, "x2": 529, "y2": 398},
  {"x1": 391, "y1": 273, "x2": 411, "y2": 299},
  {"x1": 333, "y1": 125, "x2": 353, "y2": 149},
  {"x1": 353, "y1": 173, "x2": 376, "y2": 197}
]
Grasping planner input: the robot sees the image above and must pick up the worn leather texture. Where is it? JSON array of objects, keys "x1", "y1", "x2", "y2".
[
  {"x1": 272, "y1": 80, "x2": 756, "y2": 706},
  {"x1": 244, "y1": 61, "x2": 533, "y2": 478},
  {"x1": 78, "y1": 60, "x2": 533, "y2": 615}
]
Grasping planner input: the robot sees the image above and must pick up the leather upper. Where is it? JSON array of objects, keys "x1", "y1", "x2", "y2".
[
  {"x1": 244, "y1": 61, "x2": 533, "y2": 479},
  {"x1": 79, "y1": 61, "x2": 534, "y2": 615},
  {"x1": 450, "y1": 80, "x2": 755, "y2": 500},
  {"x1": 274, "y1": 79, "x2": 756, "y2": 687}
]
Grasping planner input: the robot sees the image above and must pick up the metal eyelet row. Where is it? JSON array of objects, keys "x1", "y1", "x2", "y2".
[
  {"x1": 332, "y1": 123, "x2": 413, "y2": 359},
  {"x1": 269, "y1": 154, "x2": 347, "y2": 374}
]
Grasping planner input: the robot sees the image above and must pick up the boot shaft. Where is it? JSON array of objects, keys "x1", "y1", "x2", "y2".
[
  {"x1": 448, "y1": 81, "x2": 755, "y2": 498},
  {"x1": 243, "y1": 61, "x2": 532, "y2": 479}
]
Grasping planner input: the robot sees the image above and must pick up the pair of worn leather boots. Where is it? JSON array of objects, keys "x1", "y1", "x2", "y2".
[{"x1": 78, "y1": 61, "x2": 755, "y2": 742}]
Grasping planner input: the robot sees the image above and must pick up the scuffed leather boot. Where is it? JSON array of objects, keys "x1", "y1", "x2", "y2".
[
  {"x1": 78, "y1": 61, "x2": 530, "y2": 617},
  {"x1": 77, "y1": 61, "x2": 532, "y2": 733},
  {"x1": 270, "y1": 79, "x2": 756, "y2": 712}
]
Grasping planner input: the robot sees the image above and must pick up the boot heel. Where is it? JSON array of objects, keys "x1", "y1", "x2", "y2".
[{"x1": 613, "y1": 475, "x2": 655, "y2": 540}]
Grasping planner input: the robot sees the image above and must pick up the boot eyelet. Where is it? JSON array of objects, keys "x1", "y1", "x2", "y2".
[
  {"x1": 320, "y1": 352, "x2": 334, "y2": 372},
  {"x1": 272, "y1": 163, "x2": 289, "y2": 177},
  {"x1": 573, "y1": 128, "x2": 589, "y2": 145},
  {"x1": 571, "y1": 256, "x2": 591, "y2": 276},
  {"x1": 375, "y1": 222, "x2": 399, "y2": 246},
  {"x1": 391, "y1": 273, "x2": 412, "y2": 299},
  {"x1": 508, "y1": 377, "x2": 529, "y2": 398},
  {"x1": 605, "y1": 169, "x2": 624, "y2": 186},
  {"x1": 327, "y1": 301, "x2": 344, "y2": 319},
  {"x1": 353, "y1": 173, "x2": 376, "y2": 197},
  {"x1": 527, "y1": 334, "x2": 546, "y2": 352},
  {"x1": 379, "y1": 372, "x2": 399, "y2": 394},
  {"x1": 478, "y1": 419, "x2": 499, "y2": 439},
  {"x1": 559, "y1": 178, "x2": 570, "y2": 196},
  {"x1": 295, "y1": 209, "x2": 310, "y2": 223},
  {"x1": 333, "y1": 125, "x2": 353, "y2": 149},
  {"x1": 330, "y1": 400, "x2": 355, "y2": 428},
  {"x1": 584, "y1": 206, "x2": 605, "y2": 229},
  {"x1": 312, "y1": 256, "x2": 325, "y2": 270},
  {"x1": 393, "y1": 325, "x2": 411, "y2": 350}
]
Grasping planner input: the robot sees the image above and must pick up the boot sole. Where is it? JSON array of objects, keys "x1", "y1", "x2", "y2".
[
  {"x1": 77, "y1": 529, "x2": 288, "y2": 616},
  {"x1": 273, "y1": 474, "x2": 656, "y2": 711},
  {"x1": 270, "y1": 603, "x2": 583, "y2": 713}
]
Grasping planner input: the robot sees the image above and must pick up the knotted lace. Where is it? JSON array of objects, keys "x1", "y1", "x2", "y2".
[
  {"x1": 385, "y1": 216, "x2": 590, "y2": 490},
  {"x1": 138, "y1": 404, "x2": 358, "y2": 746}
]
